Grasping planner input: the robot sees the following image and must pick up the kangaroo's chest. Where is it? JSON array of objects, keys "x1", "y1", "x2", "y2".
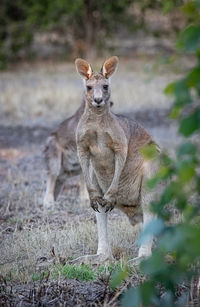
[
  {"x1": 86, "y1": 129, "x2": 115, "y2": 184},
  {"x1": 86, "y1": 129, "x2": 113, "y2": 159}
]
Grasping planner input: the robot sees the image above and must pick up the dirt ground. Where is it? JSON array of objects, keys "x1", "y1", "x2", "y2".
[{"x1": 0, "y1": 57, "x2": 187, "y2": 306}]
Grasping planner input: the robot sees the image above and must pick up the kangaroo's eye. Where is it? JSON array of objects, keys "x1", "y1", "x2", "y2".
[
  {"x1": 87, "y1": 86, "x2": 92, "y2": 91},
  {"x1": 103, "y1": 85, "x2": 108, "y2": 90}
]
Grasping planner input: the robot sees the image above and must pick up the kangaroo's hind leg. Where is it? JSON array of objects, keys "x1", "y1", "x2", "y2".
[
  {"x1": 54, "y1": 173, "x2": 66, "y2": 201},
  {"x1": 72, "y1": 170, "x2": 113, "y2": 264},
  {"x1": 128, "y1": 160, "x2": 160, "y2": 265},
  {"x1": 43, "y1": 135, "x2": 62, "y2": 208}
]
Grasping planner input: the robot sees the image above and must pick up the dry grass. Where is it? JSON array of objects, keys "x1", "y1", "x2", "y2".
[
  {"x1": 0, "y1": 144, "x2": 141, "y2": 286},
  {"x1": 0, "y1": 212, "x2": 141, "y2": 283},
  {"x1": 0, "y1": 55, "x2": 194, "y2": 125}
]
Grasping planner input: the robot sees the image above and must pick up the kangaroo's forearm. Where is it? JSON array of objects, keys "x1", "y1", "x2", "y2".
[
  {"x1": 78, "y1": 150, "x2": 91, "y2": 187},
  {"x1": 78, "y1": 147, "x2": 101, "y2": 197},
  {"x1": 106, "y1": 151, "x2": 127, "y2": 196}
]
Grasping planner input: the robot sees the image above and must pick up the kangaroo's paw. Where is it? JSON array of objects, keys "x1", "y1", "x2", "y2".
[
  {"x1": 90, "y1": 196, "x2": 103, "y2": 212},
  {"x1": 71, "y1": 253, "x2": 114, "y2": 265},
  {"x1": 101, "y1": 199, "x2": 115, "y2": 212}
]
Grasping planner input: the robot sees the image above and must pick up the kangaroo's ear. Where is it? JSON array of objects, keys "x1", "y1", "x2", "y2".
[
  {"x1": 101, "y1": 56, "x2": 119, "y2": 79},
  {"x1": 75, "y1": 58, "x2": 93, "y2": 79}
]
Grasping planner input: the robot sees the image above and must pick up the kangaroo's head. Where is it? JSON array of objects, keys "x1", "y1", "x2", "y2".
[{"x1": 75, "y1": 56, "x2": 118, "y2": 110}]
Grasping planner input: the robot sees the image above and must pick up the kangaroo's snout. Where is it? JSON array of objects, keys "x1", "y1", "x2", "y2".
[{"x1": 94, "y1": 98, "x2": 103, "y2": 104}]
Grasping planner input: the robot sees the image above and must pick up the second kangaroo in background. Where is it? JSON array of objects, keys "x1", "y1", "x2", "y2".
[
  {"x1": 75, "y1": 56, "x2": 160, "y2": 265},
  {"x1": 43, "y1": 100, "x2": 113, "y2": 208},
  {"x1": 43, "y1": 103, "x2": 86, "y2": 208}
]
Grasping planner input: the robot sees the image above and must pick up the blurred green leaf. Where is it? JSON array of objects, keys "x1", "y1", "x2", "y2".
[
  {"x1": 109, "y1": 266, "x2": 129, "y2": 290},
  {"x1": 147, "y1": 176, "x2": 160, "y2": 189},
  {"x1": 140, "y1": 281, "x2": 157, "y2": 306},
  {"x1": 141, "y1": 143, "x2": 159, "y2": 160},
  {"x1": 139, "y1": 218, "x2": 165, "y2": 245},
  {"x1": 123, "y1": 2, "x2": 200, "y2": 306},
  {"x1": 121, "y1": 287, "x2": 141, "y2": 307},
  {"x1": 165, "y1": 82, "x2": 176, "y2": 95},
  {"x1": 165, "y1": 79, "x2": 192, "y2": 105},
  {"x1": 182, "y1": 1, "x2": 196, "y2": 15},
  {"x1": 177, "y1": 160, "x2": 195, "y2": 182},
  {"x1": 140, "y1": 250, "x2": 168, "y2": 275},
  {"x1": 176, "y1": 24, "x2": 200, "y2": 51},
  {"x1": 178, "y1": 142, "x2": 197, "y2": 156},
  {"x1": 186, "y1": 67, "x2": 200, "y2": 87},
  {"x1": 179, "y1": 109, "x2": 200, "y2": 136},
  {"x1": 146, "y1": 166, "x2": 171, "y2": 190},
  {"x1": 162, "y1": 0, "x2": 174, "y2": 14},
  {"x1": 160, "y1": 182, "x2": 182, "y2": 205},
  {"x1": 169, "y1": 106, "x2": 182, "y2": 119}
]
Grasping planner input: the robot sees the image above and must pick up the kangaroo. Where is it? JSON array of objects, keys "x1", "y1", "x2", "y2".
[
  {"x1": 75, "y1": 56, "x2": 159, "y2": 264},
  {"x1": 43, "y1": 100, "x2": 113, "y2": 208}
]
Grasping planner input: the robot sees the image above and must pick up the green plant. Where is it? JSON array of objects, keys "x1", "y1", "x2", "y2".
[
  {"x1": 0, "y1": 0, "x2": 187, "y2": 66},
  {"x1": 61, "y1": 264, "x2": 95, "y2": 281},
  {"x1": 32, "y1": 270, "x2": 50, "y2": 282},
  {"x1": 0, "y1": 0, "x2": 139, "y2": 65},
  {"x1": 54, "y1": 262, "x2": 125, "y2": 282},
  {"x1": 111, "y1": 1, "x2": 200, "y2": 306}
]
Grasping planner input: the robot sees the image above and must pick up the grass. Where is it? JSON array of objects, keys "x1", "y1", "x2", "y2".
[
  {"x1": 59, "y1": 264, "x2": 96, "y2": 281},
  {"x1": 0, "y1": 55, "x2": 191, "y2": 125},
  {"x1": 52, "y1": 262, "x2": 131, "y2": 282},
  {"x1": 3, "y1": 260, "x2": 133, "y2": 284},
  {"x1": 0, "y1": 215, "x2": 141, "y2": 283},
  {"x1": 31, "y1": 264, "x2": 97, "y2": 282}
]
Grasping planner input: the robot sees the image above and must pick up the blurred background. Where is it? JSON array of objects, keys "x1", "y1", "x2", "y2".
[
  {"x1": 0, "y1": 0, "x2": 195, "y2": 125},
  {"x1": 0, "y1": 1, "x2": 197, "y2": 298},
  {"x1": 0, "y1": 0, "x2": 185, "y2": 62}
]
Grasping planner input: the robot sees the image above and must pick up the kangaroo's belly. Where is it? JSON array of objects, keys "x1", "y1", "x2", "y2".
[
  {"x1": 92, "y1": 151, "x2": 144, "y2": 205},
  {"x1": 86, "y1": 129, "x2": 144, "y2": 205},
  {"x1": 90, "y1": 148, "x2": 115, "y2": 190},
  {"x1": 88, "y1": 132, "x2": 115, "y2": 191}
]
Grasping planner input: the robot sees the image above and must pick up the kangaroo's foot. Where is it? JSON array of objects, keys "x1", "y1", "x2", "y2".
[
  {"x1": 71, "y1": 253, "x2": 114, "y2": 265},
  {"x1": 43, "y1": 194, "x2": 55, "y2": 209},
  {"x1": 128, "y1": 256, "x2": 146, "y2": 266},
  {"x1": 128, "y1": 241, "x2": 153, "y2": 266}
]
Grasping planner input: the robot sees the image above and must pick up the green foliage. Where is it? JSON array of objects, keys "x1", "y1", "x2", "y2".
[
  {"x1": 0, "y1": 0, "x2": 187, "y2": 66},
  {"x1": 111, "y1": 1, "x2": 200, "y2": 306},
  {"x1": 0, "y1": 0, "x2": 139, "y2": 65},
  {"x1": 61, "y1": 264, "x2": 95, "y2": 281},
  {"x1": 32, "y1": 270, "x2": 49, "y2": 282},
  {"x1": 140, "y1": 142, "x2": 159, "y2": 160},
  {"x1": 36, "y1": 263, "x2": 120, "y2": 282},
  {"x1": 109, "y1": 265, "x2": 130, "y2": 290},
  {"x1": 3, "y1": 262, "x2": 125, "y2": 284},
  {"x1": 179, "y1": 108, "x2": 200, "y2": 136},
  {"x1": 176, "y1": 24, "x2": 200, "y2": 51}
]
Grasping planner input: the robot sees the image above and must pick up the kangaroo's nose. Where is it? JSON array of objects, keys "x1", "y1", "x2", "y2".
[{"x1": 94, "y1": 98, "x2": 103, "y2": 104}]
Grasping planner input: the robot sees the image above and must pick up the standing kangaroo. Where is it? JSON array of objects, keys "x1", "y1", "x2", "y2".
[
  {"x1": 43, "y1": 100, "x2": 113, "y2": 208},
  {"x1": 43, "y1": 103, "x2": 86, "y2": 208},
  {"x1": 75, "y1": 56, "x2": 159, "y2": 264}
]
